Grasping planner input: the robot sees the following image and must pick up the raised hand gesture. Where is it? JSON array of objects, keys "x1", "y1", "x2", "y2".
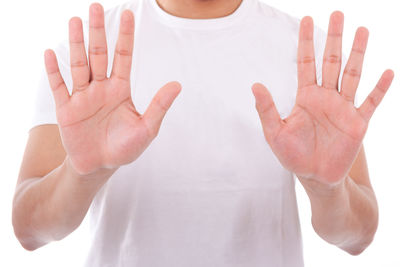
[
  {"x1": 44, "y1": 4, "x2": 181, "y2": 175},
  {"x1": 252, "y1": 12, "x2": 394, "y2": 184}
]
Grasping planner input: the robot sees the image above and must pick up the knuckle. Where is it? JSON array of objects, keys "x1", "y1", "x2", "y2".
[
  {"x1": 297, "y1": 56, "x2": 315, "y2": 64},
  {"x1": 90, "y1": 23, "x2": 105, "y2": 30},
  {"x1": 71, "y1": 60, "x2": 87, "y2": 68},
  {"x1": 351, "y1": 48, "x2": 365, "y2": 55},
  {"x1": 115, "y1": 48, "x2": 132, "y2": 57},
  {"x1": 111, "y1": 72, "x2": 129, "y2": 82},
  {"x1": 376, "y1": 84, "x2": 387, "y2": 94},
  {"x1": 367, "y1": 95, "x2": 379, "y2": 107},
  {"x1": 155, "y1": 96, "x2": 168, "y2": 112},
  {"x1": 323, "y1": 55, "x2": 341, "y2": 64},
  {"x1": 328, "y1": 32, "x2": 343, "y2": 38},
  {"x1": 340, "y1": 91, "x2": 354, "y2": 102},
  {"x1": 74, "y1": 82, "x2": 90, "y2": 91},
  {"x1": 53, "y1": 81, "x2": 65, "y2": 91},
  {"x1": 258, "y1": 102, "x2": 274, "y2": 115},
  {"x1": 323, "y1": 83, "x2": 338, "y2": 91},
  {"x1": 69, "y1": 39, "x2": 84, "y2": 45},
  {"x1": 47, "y1": 68, "x2": 60, "y2": 75},
  {"x1": 344, "y1": 68, "x2": 361, "y2": 78},
  {"x1": 89, "y1": 46, "x2": 107, "y2": 55},
  {"x1": 143, "y1": 118, "x2": 159, "y2": 139},
  {"x1": 92, "y1": 73, "x2": 107, "y2": 81}
]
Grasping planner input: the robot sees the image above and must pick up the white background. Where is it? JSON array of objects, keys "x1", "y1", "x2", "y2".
[{"x1": 0, "y1": 0, "x2": 399, "y2": 266}]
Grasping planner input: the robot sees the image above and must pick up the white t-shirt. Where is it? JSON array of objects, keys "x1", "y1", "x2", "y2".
[{"x1": 31, "y1": 0, "x2": 334, "y2": 266}]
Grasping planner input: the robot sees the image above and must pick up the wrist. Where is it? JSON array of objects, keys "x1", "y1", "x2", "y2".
[
  {"x1": 63, "y1": 156, "x2": 117, "y2": 185},
  {"x1": 298, "y1": 174, "x2": 349, "y2": 199}
]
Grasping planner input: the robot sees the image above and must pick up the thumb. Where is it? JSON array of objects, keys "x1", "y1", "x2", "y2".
[
  {"x1": 143, "y1": 81, "x2": 182, "y2": 136},
  {"x1": 252, "y1": 83, "x2": 282, "y2": 141}
]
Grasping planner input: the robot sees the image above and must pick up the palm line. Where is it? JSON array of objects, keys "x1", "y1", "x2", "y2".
[
  {"x1": 297, "y1": 91, "x2": 359, "y2": 141},
  {"x1": 294, "y1": 103, "x2": 320, "y2": 154},
  {"x1": 97, "y1": 96, "x2": 132, "y2": 126},
  {"x1": 61, "y1": 101, "x2": 106, "y2": 129},
  {"x1": 321, "y1": 108, "x2": 359, "y2": 141}
]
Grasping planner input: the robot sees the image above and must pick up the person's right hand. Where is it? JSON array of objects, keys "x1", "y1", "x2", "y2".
[{"x1": 44, "y1": 3, "x2": 181, "y2": 176}]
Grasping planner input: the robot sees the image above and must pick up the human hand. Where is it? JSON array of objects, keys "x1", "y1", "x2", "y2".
[
  {"x1": 44, "y1": 3, "x2": 181, "y2": 175},
  {"x1": 252, "y1": 12, "x2": 394, "y2": 184}
]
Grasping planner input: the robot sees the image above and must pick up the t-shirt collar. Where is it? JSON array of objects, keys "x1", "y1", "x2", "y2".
[{"x1": 147, "y1": 0, "x2": 256, "y2": 30}]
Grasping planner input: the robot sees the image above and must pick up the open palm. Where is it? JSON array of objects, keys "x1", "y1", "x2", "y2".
[
  {"x1": 252, "y1": 12, "x2": 394, "y2": 184},
  {"x1": 45, "y1": 4, "x2": 181, "y2": 175}
]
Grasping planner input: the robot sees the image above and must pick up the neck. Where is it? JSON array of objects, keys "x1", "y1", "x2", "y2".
[{"x1": 156, "y1": 0, "x2": 243, "y2": 19}]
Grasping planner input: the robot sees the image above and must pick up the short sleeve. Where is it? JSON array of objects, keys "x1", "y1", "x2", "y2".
[
  {"x1": 313, "y1": 26, "x2": 359, "y2": 106},
  {"x1": 29, "y1": 40, "x2": 74, "y2": 132},
  {"x1": 30, "y1": 67, "x2": 58, "y2": 130},
  {"x1": 30, "y1": 64, "x2": 57, "y2": 131}
]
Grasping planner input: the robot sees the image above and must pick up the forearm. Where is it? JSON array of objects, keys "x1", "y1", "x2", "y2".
[
  {"x1": 298, "y1": 175, "x2": 378, "y2": 255},
  {"x1": 12, "y1": 157, "x2": 116, "y2": 250}
]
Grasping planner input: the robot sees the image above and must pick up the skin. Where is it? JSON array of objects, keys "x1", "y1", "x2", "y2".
[
  {"x1": 12, "y1": 0, "x2": 394, "y2": 257},
  {"x1": 253, "y1": 11, "x2": 394, "y2": 254},
  {"x1": 156, "y1": 0, "x2": 243, "y2": 18}
]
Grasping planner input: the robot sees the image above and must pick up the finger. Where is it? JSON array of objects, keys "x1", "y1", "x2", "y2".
[
  {"x1": 358, "y1": 70, "x2": 394, "y2": 122},
  {"x1": 322, "y1": 11, "x2": 344, "y2": 90},
  {"x1": 252, "y1": 83, "x2": 283, "y2": 142},
  {"x1": 298, "y1": 16, "x2": 317, "y2": 89},
  {"x1": 44, "y1": 50, "x2": 70, "y2": 108},
  {"x1": 69, "y1": 17, "x2": 90, "y2": 92},
  {"x1": 143, "y1": 81, "x2": 182, "y2": 137},
  {"x1": 89, "y1": 3, "x2": 108, "y2": 81},
  {"x1": 340, "y1": 27, "x2": 369, "y2": 102},
  {"x1": 111, "y1": 10, "x2": 135, "y2": 81}
]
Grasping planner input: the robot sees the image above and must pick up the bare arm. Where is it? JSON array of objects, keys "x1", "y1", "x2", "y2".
[
  {"x1": 298, "y1": 146, "x2": 378, "y2": 255},
  {"x1": 12, "y1": 3, "x2": 180, "y2": 251},
  {"x1": 12, "y1": 125, "x2": 115, "y2": 250},
  {"x1": 252, "y1": 11, "x2": 393, "y2": 255}
]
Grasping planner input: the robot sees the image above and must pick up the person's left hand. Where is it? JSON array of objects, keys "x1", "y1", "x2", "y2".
[{"x1": 252, "y1": 11, "x2": 394, "y2": 184}]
